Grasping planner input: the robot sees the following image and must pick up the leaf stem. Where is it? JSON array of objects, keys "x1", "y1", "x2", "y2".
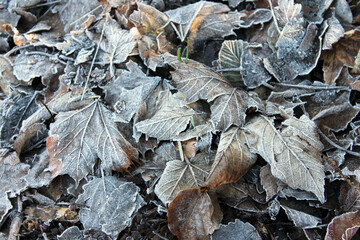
[
  {"x1": 185, "y1": 37, "x2": 189, "y2": 64},
  {"x1": 177, "y1": 47, "x2": 182, "y2": 62}
]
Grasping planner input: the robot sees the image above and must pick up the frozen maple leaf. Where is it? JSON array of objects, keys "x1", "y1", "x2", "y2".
[
  {"x1": 47, "y1": 100, "x2": 138, "y2": 184},
  {"x1": 203, "y1": 126, "x2": 257, "y2": 189},
  {"x1": 76, "y1": 176, "x2": 145, "y2": 239},
  {"x1": 322, "y1": 29, "x2": 360, "y2": 85},
  {"x1": 245, "y1": 115, "x2": 326, "y2": 203}
]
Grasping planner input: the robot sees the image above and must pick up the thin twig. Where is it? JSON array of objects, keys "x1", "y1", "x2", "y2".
[
  {"x1": 267, "y1": 0, "x2": 281, "y2": 34},
  {"x1": 81, "y1": 22, "x2": 105, "y2": 100},
  {"x1": 318, "y1": 130, "x2": 360, "y2": 158},
  {"x1": 4, "y1": 42, "x2": 45, "y2": 58},
  {"x1": 272, "y1": 82, "x2": 351, "y2": 91},
  {"x1": 177, "y1": 141, "x2": 184, "y2": 162},
  {"x1": 37, "y1": 97, "x2": 55, "y2": 122},
  {"x1": 22, "y1": 0, "x2": 62, "y2": 9}
]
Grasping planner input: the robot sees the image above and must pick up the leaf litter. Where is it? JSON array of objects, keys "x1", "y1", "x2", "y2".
[{"x1": 0, "y1": 0, "x2": 360, "y2": 239}]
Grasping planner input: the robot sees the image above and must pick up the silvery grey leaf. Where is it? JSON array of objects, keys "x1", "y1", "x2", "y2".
[
  {"x1": 300, "y1": 0, "x2": 333, "y2": 24},
  {"x1": 240, "y1": 8, "x2": 272, "y2": 28},
  {"x1": 135, "y1": 105, "x2": 199, "y2": 141},
  {"x1": 218, "y1": 40, "x2": 248, "y2": 87},
  {"x1": 104, "y1": 61, "x2": 161, "y2": 123},
  {"x1": 154, "y1": 152, "x2": 213, "y2": 205},
  {"x1": 210, "y1": 89, "x2": 263, "y2": 131},
  {"x1": 47, "y1": 100, "x2": 138, "y2": 184},
  {"x1": 245, "y1": 115, "x2": 325, "y2": 202},
  {"x1": 281, "y1": 204, "x2": 321, "y2": 229},
  {"x1": 0, "y1": 152, "x2": 29, "y2": 223},
  {"x1": 223, "y1": 0, "x2": 244, "y2": 8},
  {"x1": 211, "y1": 219, "x2": 261, "y2": 240},
  {"x1": 57, "y1": 226, "x2": 87, "y2": 240},
  {"x1": 76, "y1": 176, "x2": 145, "y2": 239},
  {"x1": 13, "y1": 52, "x2": 63, "y2": 83},
  {"x1": 334, "y1": 0, "x2": 353, "y2": 24},
  {"x1": 0, "y1": 87, "x2": 39, "y2": 148},
  {"x1": 323, "y1": 13, "x2": 344, "y2": 50}
]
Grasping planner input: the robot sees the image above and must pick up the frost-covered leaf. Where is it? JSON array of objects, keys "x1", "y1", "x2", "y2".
[
  {"x1": 210, "y1": 89, "x2": 262, "y2": 131},
  {"x1": 211, "y1": 219, "x2": 262, "y2": 240},
  {"x1": 55, "y1": 0, "x2": 102, "y2": 32},
  {"x1": 281, "y1": 204, "x2": 321, "y2": 229},
  {"x1": 218, "y1": 40, "x2": 271, "y2": 88},
  {"x1": 325, "y1": 211, "x2": 360, "y2": 240},
  {"x1": 0, "y1": 87, "x2": 39, "y2": 148},
  {"x1": 0, "y1": 57, "x2": 17, "y2": 94},
  {"x1": 168, "y1": 189, "x2": 215, "y2": 240},
  {"x1": 174, "y1": 122, "x2": 213, "y2": 152},
  {"x1": 260, "y1": 164, "x2": 286, "y2": 201},
  {"x1": 274, "y1": 0, "x2": 302, "y2": 28},
  {"x1": 166, "y1": 1, "x2": 244, "y2": 51},
  {"x1": 323, "y1": 13, "x2": 345, "y2": 50},
  {"x1": 245, "y1": 115, "x2": 325, "y2": 202},
  {"x1": 164, "y1": 52, "x2": 233, "y2": 103},
  {"x1": 58, "y1": 226, "x2": 87, "y2": 240},
  {"x1": 130, "y1": 2, "x2": 170, "y2": 37},
  {"x1": 300, "y1": 0, "x2": 333, "y2": 23},
  {"x1": 47, "y1": 100, "x2": 138, "y2": 184},
  {"x1": 104, "y1": 61, "x2": 161, "y2": 122},
  {"x1": 0, "y1": 152, "x2": 29, "y2": 223},
  {"x1": 97, "y1": 19, "x2": 138, "y2": 76},
  {"x1": 76, "y1": 176, "x2": 145, "y2": 239},
  {"x1": 13, "y1": 51, "x2": 63, "y2": 83},
  {"x1": 239, "y1": 8, "x2": 272, "y2": 28},
  {"x1": 155, "y1": 152, "x2": 213, "y2": 205},
  {"x1": 303, "y1": 91, "x2": 359, "y2": 132},
  {"x1": 135, "y1": 104, "x2": 199, "y2": 141},
  {"x1": 322, "y1": 29, "x2": 360, "y2": 85},
  {"x1": 204, "y1": 126, "x2": 257, "y2": 189},
  {"x1": 223, "y1": 0, "x2": 244, "y2": 8},
  {"x1": 218, "y1": 40, "x2": 247, "y2": 87}
]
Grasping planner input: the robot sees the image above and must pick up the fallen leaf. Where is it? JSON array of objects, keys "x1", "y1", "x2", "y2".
[
  {"x1": 245, "y1": 115, "x2": 326, "y2": 203},
  {"x1": 211, "y1": 219, "x2": 262, "y2": 240},
  {"x1": 239, "y1": 8, "x2": 272, "y2": 28},
  {"x1": 325, "y1": 211, "x2": 360, "y2": 240},
  {"x1": 103, "y1": 61, "x2": 161, "y2": 122},
  {"x1": 47, "y1": 100, "x2": 138, "y2": 184},
  {"x1": 168, "y1": 188, "x2": 214, "y2": 240},
  {"x1": 76, "y1": 176, "x2": 145, "y2": 239},
  {"x1": 300, "y1": 0, "x2": 333, "y2": 23},
  {"x1": 281, "y1": 203, "x2": 321, "y2": 229},
  {"x1": 135, "y1": 103, "x2": 199, "y2": 141},
  {"x1": 260, "y1": 164, "x2": 286, "y2": 201},
  {"x1": 0, "y1": 57, "x2": 17, "y2": 95},
  {"x1": 203, "y1": 126, "x2": 257, "y2": 189},
  {"x1": 322, "y1": 12, "x2": 345, "y2": 50},
  {"x1": 13, "y1": 51, "x2": 64, "y2": 84},
  {"x1": 58, "y1": 226, "x2": 87, "y2": 240},
  {"x1": 175, "y1": 138, "x2": 198, "y2": 159},
  {"x1": 322, "y1": 29, "x2": 360, "y2": 85},
  {"x1": 97, "y1": 18, "x2": 139, "y2": 76},
  {"x1": 154, "y1": 152, "x2": 213, "y2": 204},
  {"x1": 0, "y1": 87, "x2": 39, "y2": 148},
  {"x1": 0, "y1": 152, "x2": 29, "y2": 223},
  {"x1": 13, "y1": 122, "x2": 47, "y2": 155}
]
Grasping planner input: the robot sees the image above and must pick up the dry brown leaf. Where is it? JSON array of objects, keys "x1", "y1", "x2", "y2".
[
  {"x1": 325, "y1": 211, "x2": 360, "y2": 240},
  {"x1": 168, "y1": 189, "x2": 214, "y2": 240},
  {"x1": 322, "y1": 29, "x2": 360, "y2": 85},
  {"x1": 175, "y1": 138, "x2": 198, "y2": 159},
  {"x1": 203, "y1": 126, "x2": 257, "y2": 189}
]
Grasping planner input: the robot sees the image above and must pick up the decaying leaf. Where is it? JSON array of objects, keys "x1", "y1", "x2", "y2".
[
  {"x1": 239, "y1": 8, "x2": 272, "y2": 28},
  {"x1": 281, "y1": 203, "x2": 321, "y2": 229},
  {"x1": 300, "y1": 0, "x2": 333, "y2": 23},
  {"x1": 245, "y1": 115, "x2": 326, "y2": 202},
  {"x1": 323, "y1": 13, "x2": 345, "y2": 50},
  {"x1": 57, "y1": 226, "x2": 87, "y2": 240},
  {"x1": 168, "y1": 189, "x2": 214, "y2": 240},
  {"x1": 211, "y1": 219, "x2": 262, "y2": 240},
  {"x1": 260, "y1": 164, "x2": 286, "y2": 201},
  {"x1": 322, "y1": 29, "x2": 360, "y2": 85},
  {"x1": 154, "y1": 152, "x2": 213, "y2": 205},
  {"x1": 0, "y1": 57, "x2": 17, "y2": 95},
  {"x1": 325, "y1": 211, "x2": 360, "y2": 240},
  {"x1": 76, "y1": 176, "x2": 145, "y2": 239},
  {"x1": 0, "y1": 152, "x2": 29, "y2": 223},
  {"x1": 47, "y1": 100, "x2": 138, "y2": 184},
  {"x1": 204, "y1": 126, "x2": 257, "y2": 189}
]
